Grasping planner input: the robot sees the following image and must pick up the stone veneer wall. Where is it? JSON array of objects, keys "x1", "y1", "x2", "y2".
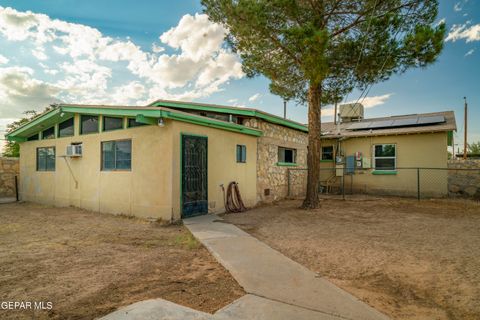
[
  {"x1": 448, "y1": 159, "x2": 480, "y2": 199},
  {"x1": 0, "y1": 157, "x2": 19, "y2": 198},
  {"x1": 243, "y1": 118, "x2": 308, "y2": 203}
]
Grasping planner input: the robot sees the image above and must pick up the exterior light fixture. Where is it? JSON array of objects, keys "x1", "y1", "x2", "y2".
[{"x1": 158, "y1": 117, "x2": 165, "y2": 127}]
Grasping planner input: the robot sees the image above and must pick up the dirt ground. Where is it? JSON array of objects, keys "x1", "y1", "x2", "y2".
[
  {"x1": 223, "y1": 196, "x2": 480, "y2": 320},
  {"x1": 0, "y1": 203, "x2": 244, "y2": 320}
]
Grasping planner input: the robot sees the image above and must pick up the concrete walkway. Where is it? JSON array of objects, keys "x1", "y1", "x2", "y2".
[
  {"x1": 101, "y1": 214, "x2": 389, "y2": 320},
  {"x1": 184, "y1": 214, "x2": 389, "y2": 320}
]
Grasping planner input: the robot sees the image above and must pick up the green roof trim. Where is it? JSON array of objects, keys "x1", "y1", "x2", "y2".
[
  {"x1": 150, "y1": 100, "x2": 308, "y2": 133},
  {"x1": 6, "y1": 104, "x2": 262, "y2": 141},
  {"x1": 372, "y1": 170, "x2": 397, "y2": 175},
  {"x1": 5, "y1": 108, "x2": 63, "y2": 140}
]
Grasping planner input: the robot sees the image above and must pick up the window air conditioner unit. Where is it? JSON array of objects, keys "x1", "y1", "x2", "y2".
[{"x1": 66, "y1": 144, "x2": 82, "y2": 157}]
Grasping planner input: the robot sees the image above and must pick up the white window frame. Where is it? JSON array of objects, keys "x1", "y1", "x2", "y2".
[{"x1": 373, "y1": 144, "x2": 396, "y2": 171}]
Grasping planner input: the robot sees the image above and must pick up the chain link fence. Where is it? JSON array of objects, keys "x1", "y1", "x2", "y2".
[{"x1": 287, "y1": 167, "x2": 480, "y2": 200}]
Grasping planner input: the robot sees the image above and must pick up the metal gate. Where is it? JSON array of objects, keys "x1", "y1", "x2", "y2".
[{"x1": 181, "y1": 135, "x2": 208, "y2": 218}]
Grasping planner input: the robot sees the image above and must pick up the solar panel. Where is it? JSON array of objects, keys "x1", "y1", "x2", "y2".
[
  {"x1": 417, "y1": 115, "x2": 445, "y2": 124},
  {"x1": 368, "y1": 120, "x2": 394, "y2": 129},
  {"x1": 392, "y1": 117, "x2": 419, "y2": 126},
  {"x1": 347, "y1": 122, "x2": 371, "y2": 130}
]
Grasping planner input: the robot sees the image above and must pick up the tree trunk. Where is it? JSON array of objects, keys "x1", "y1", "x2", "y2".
[{"x1": 301, "y1": 83, "x2": 322, "y2": 209}]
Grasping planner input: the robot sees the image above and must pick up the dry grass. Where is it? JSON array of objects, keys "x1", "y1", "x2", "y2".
[
  {"x1": 224, "y1": 196, "x2": 480, "y2": 320},
  {"x1": 0, "y1": 203, "x2": 244, "y2": 320}
]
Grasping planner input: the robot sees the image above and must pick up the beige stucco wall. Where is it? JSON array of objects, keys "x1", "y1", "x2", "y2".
[
  {"x1": 19, "y1": 113, "x2": 258, "y2": 220},
  {"x1": 317, "y1": 132, "x2": 449, "y2": 197},
  {"x1": 19, "y1": 114, "x2": 174, "y2": 219},
  {"x1": 170, "y1": 121, "x2": 258, "y2": 218},
  {"x1": 243, "y1": 118, "x2": 308, "y2": 202}
]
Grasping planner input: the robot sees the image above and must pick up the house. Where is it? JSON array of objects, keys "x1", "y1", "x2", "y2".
[{"x1": 6, "y1": 100, "x2": 456, "y2": 219}]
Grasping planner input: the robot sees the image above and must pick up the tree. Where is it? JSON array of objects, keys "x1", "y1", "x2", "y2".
[
  {"x1": 202, "y1": 0, "x2": 445, "y2": 208},
  {"x1": 468, "y1": 142, "x2": 480, "y2": 154},
  {"x1": 3, "y1": 107, "x2": 54, "y2": 157}
]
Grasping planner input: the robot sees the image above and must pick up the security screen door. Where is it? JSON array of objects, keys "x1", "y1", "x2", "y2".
[{"x1": 181, "y1": 135, "x2": 208, "y2": 218}]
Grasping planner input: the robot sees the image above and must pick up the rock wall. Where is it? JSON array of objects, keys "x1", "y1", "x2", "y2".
[
  {"x1": 448, "y1": 160, "x2": 480, "y2": 199},
  {"x1": 243, "y1": 119, "x2": 308, "y2": 202},
  {"x1": 0, "y1": 157, "x2": 19, "y2": 198}
]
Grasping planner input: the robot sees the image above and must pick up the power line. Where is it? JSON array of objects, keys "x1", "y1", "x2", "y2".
[{"x1": 355, "y1": 3, "x2": 415, "y2": 107}]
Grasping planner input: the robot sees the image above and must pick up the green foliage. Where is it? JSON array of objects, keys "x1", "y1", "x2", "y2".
[
  {"x1": 3, "y1": 107, "x2": 54, "y2": 157},
  {"x1": 202, "y1": 0, "x2": 445, "y2": 104},
  {"x1": 468, "y1": 142, "x2": 480, "y2": 154}
]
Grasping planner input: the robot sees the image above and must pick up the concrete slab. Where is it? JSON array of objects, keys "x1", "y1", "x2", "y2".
[
  {"x1": 215, "y1": 294, "x2": 343, "y2": 320},
  {"x1": 99, "y1": 299, "x2": 212, "y2": 320},
  {"x1": 186, "y1": 215, "x2": 389, "y2": 320}
]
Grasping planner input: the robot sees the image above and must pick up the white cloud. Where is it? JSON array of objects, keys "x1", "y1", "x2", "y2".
[
  {"x1": 0, "y1": 66, "x2": 60, "y2": 118},
  {"x1": 321, "y1": 94, "x2": 393, "y2": 118},
  {"x1": 465, "y1": 49, "x2": 475, "y2": 56},
  {"x1": 446, "y1": 23, "x2": 480, "y2": 42},
  {"x1": 160, "y1": 13, "x2": 225, "y2": 62},
  {"x1": 227, "y1": 99, "x2": 237, "y2": 104},
  {"x1": 0, "y1": 54, "x2": 9, "y2": 64},
  {"x1": 354, "y1": 93, "x2": 393, "y2": 108},
  {"x1": 454, "y1": 2, "x2": 462, "y2": 12},
  {"x1": 0, "y1": 6, "x2": 245, "y2": 121},
  {"x1": 248, "y1": 93, "x2": 261, "y2": 102},
  {"x1": 31, "y1": 48, "x2": 47, "y2": 60}
]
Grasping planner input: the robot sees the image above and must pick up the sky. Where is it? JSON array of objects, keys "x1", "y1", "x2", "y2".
[{"x1": 0, "y1": 0, "x2": 479, "y2": 153}]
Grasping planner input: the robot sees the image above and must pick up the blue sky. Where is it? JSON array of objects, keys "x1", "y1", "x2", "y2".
[{"x1": 0, "y1": 0, "x2": 478, "y2": 153}]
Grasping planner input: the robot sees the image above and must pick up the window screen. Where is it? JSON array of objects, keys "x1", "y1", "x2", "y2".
[
  {"x1": 127, "y1": 118, "x2": 146, "y2": 128},
  {"x1": 36, "y1": 147, "x2": 55, "y2": 171},
  {"x1": 59, "y1": 118, "x2": 74, "y2": 137},
  {"x1": 81, "y1": 115, "x2": 99, "y2": 134},
  {"x1": 278, "y1": 147, "x2": 296, "y2": 164},
  {"x1": 374, "y1": 144, "x2": 396, "y2": 170},
  {"x1": 321, "y1": 146, "x2": 334, "y2": 160},
  {"x1": 103, "y1": 116, "x2": 123, "y2": 131},
  {"x1": 236, "y1": 145, "x2": 246, "y2": 163},
  {"x1": 101, "y1": 140, "x2": 132, "y2": 171},
  {"x1": 42, "y1": 126, "x2": 55, "y2": 140}
]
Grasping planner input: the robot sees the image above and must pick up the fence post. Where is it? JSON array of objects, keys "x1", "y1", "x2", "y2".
[
  {"x1": 342, "y1": 168, "x2": 345, "y2": 200},
  {"x1": 14, "y1": 175, "x2": 19, "y2": 201},
  {"x1": 417, "y1": 168, "x2": 420, "y2": 200}
]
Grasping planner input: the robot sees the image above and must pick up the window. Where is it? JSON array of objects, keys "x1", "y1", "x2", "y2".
[
  {"x1": 127, "y1": 118, "x2": 146, "y2": 128},
  {"x1": 103, "y1": 116, "x2": 123, "y2": 131},
  {"x1": 81, "y1": 115, "x2": 99, "y2": 134},
  {"x1": 42, "y1": 126, "x2": 55, "y2": 140},
  {"x1": 27, "y1": 133, "x2": 39, "y2": 141},
  {"x1": 59, "y1": 118, "x2": 74, "y2": 137},
  {"x1": 236, "y1": 145, "x2": 246, "y2": 163},
  {"x1": 374, "y1": 144, "x2": 396, "y2": 170},
  {"x1": 102, "y1": 140, "x2": 132, "y2": 171},
  {"x1": 321, "y1": 146, "x2": 334, "y2": 160},
  {"x1": 278, "y1": 147, "x2": 297, "y2": 164},
  {"x1": 36, "y1": 147, "x2": 55, "y2": 171}
]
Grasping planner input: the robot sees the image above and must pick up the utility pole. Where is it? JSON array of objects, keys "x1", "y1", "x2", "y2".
[
  {"x1": 463, "y1": 97, "x2": 468, "y2": 160},
  {"x1": 283, "y1": 100, "x2": 287, "y2": 119}
]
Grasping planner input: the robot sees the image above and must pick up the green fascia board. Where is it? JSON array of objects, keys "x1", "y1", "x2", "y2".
[
  {"x1": 7, "y1": 105, "x2": 262, "y2": 140},
  {"x1": 151, "y1": 101, "x2": 308, "y2": 133},
  {"x1": 162, "y1": 110, "x2": 262, "y2": 137},
  {"x1": 5, "y1": 108, "x2": 62, "y2": 140},
  {"x1": 276, "y1": 162, "x2": 298, "y2": 167},
  {"x1": 135, "y1": 114, "x2": 158, "y2": 125},
  {"x1": 372, "y1": 170, "x2": 397, "y2": 175}
]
